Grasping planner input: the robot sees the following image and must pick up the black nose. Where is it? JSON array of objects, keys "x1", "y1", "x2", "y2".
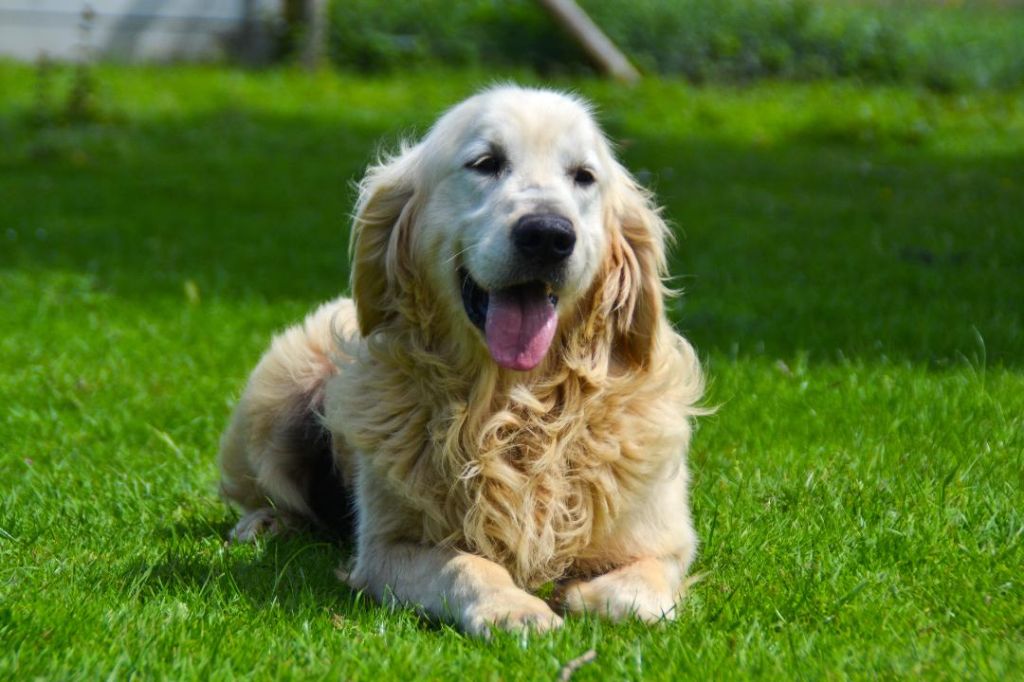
[{"x1": 511, "y1": 214, "x2": 576, "y2": 264}]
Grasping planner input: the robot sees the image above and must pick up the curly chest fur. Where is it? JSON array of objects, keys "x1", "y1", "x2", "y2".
[{"x1": 331, "y1": 349, "x2": 690, "y2": 587}]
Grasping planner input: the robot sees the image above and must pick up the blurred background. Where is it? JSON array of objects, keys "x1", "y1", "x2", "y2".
[
  {"x1": 1, "y1": 0, "x2": 1021, "y2": 364},
  {"x1": 3, "y1": 0, "x2": 1024, "y2": 89}
]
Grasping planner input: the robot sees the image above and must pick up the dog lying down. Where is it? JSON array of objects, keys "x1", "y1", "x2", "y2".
[{"x1": 218, "y1": 86, "x2": 705, "y2": 636}]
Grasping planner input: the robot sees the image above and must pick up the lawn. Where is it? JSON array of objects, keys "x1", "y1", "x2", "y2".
[{"x1": 1, "y1": 63, "x2": 1022, "y2": 679}]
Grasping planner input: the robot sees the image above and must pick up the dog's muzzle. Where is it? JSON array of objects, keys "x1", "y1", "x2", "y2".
[{"x1": 457, "y1": 214, "x2": 575, "y2": 372}]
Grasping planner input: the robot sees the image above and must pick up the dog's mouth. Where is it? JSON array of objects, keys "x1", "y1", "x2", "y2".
[{"x1": 460, "y1": 268, "x2": 559, "y2": 372}]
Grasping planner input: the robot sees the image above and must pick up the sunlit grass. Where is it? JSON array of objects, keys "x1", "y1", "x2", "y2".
[{"x1": 1, "y1": 64, "x2": 1022, "y2": 679}]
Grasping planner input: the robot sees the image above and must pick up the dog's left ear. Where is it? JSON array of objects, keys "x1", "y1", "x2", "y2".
[
  {"x1": 597, "y1": 163, "x2": 672, "y2": 367},
  {"x1": 349, "y1": 145, "x2": 420, "y2": 336}
]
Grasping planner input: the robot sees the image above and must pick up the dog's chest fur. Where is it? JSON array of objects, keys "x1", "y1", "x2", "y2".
[{"x1": 330, "y1": 344, "x2": 679, "y2": 587}]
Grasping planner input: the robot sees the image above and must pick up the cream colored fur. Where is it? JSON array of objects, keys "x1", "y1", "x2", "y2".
[{"x1": 217, "y1": 86, "x2": 704, "y2": 636}]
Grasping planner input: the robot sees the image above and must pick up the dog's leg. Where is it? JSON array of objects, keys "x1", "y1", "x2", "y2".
[
  {"x1": 556, "y1": 555, "x2": 689, "y2": 622},
  {"x1": 557, "y1": 463, "x2": 698, "y2": 623},
  {"x1": 228, "y1": 507, "x2": 301, "y2": 543},
  {"x1": 218, "y1": 298, "x2": 359, "y2": 541},
  {"x1": 341, "y1": 471, "x2": 561, "y2": 636},
  {"x1": 343, "y1": 544, "x2": 562, "y2": 637}
]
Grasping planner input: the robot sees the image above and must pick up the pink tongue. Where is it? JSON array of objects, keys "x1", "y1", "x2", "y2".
[{"x1": 485, "y1": 288, "x2": 558, "y2": 371}]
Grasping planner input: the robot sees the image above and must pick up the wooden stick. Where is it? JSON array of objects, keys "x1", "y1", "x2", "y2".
[
  {"x1": 558, "y1": 649, "x2": 598, "y2": 681},
  {"x1": 536, "y1": 0, "x2": 640, "y2": 83}
]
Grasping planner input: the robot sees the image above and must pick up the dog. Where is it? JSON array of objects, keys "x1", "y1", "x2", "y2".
[{"x1": 217, "y1": 86, "x2": 704, "y2": 635}]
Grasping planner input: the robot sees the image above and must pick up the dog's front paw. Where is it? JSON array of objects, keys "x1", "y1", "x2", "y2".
[
  {"x1": 228, "y1": 508, "x2": 293, "y2": 543},
  {"x1": 462, "y1": 589, "x2": 564, "y2": 637},
  {"x1": 557, "y1": 568, "x2": 678, "y2": 623}
]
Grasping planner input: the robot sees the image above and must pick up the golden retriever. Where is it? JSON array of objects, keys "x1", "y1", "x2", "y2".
[{"x1": 217, "y1": 86, "x2": 704, "y2": 635}]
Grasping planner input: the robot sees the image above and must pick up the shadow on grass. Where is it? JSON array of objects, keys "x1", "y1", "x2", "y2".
[
  {"x1": 120, "y1": 525, "x2": 449, "y2": 633},
  {"x1": 122, "y1": 527, "x2": 356, "y2": 614},
  {"x1": 1, "y1": 109, "x2": 1021, "y2": 366}
]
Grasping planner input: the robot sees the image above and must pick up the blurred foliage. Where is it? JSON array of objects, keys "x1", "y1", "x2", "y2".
[{"x1": 325, "y1": 0, "x2": 1024, "y2": 90}]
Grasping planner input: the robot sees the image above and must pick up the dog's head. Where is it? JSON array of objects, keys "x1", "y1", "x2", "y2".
[{"x1": 351, "y1": 86, "x2": 669, "y2": 372}]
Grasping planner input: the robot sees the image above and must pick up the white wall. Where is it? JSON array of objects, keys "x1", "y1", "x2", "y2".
[{"x1": 0, "y1": 0, "x2": 279, "y2": 62}]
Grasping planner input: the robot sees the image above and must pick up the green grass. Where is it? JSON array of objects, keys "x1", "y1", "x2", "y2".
[{"x1": 1, "y1": 63, "x2": 1023, "y2": 679}]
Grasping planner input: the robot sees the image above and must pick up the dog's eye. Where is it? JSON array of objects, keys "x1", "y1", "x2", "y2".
[
  {"x1": 466, "y1": 154, "x2": 504, "y2": 177},
  {"x1": 573, "y1": 167, "x2": 596, "y2": 187}
]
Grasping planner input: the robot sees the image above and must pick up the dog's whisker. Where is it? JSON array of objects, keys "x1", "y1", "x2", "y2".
[{"x1": 444, "y1": 244, "x2": 473, "y2": 267}]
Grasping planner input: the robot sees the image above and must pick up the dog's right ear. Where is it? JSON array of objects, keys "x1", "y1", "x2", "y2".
[{"x1": 349, "y1": 144, "x2": 420, "y2": 336}]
